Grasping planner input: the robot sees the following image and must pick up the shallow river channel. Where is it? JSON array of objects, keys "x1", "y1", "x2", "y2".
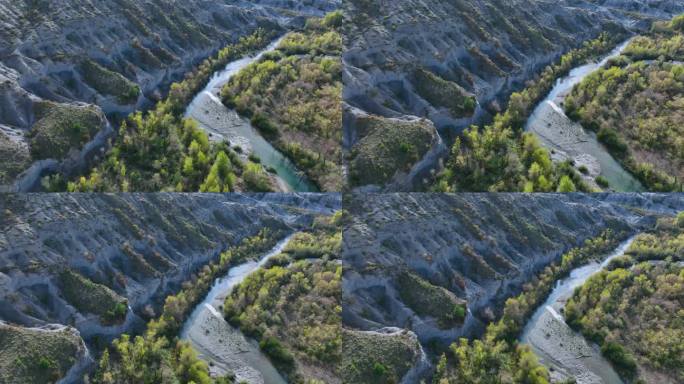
[
  {"x1": 525, "y1": 39, "x2": 644, "y2": 192},
  {"x1": 520, "y1": 236, "x2": 637, "y2": 384},
  {"x1": 184, "y1": 37, "x2": 318, "y2": 192},
  {"x1": 179, "y1": 235, "x2": 294, "y2": 384}
]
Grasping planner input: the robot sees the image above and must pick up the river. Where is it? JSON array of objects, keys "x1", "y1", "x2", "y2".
[
  {"x1": 520, "y1": 236, "x2": 637, "y2": 384},
  {"x1": 184, "y1": 37, "x2": 318, "y2": 192},
  {"x1": 179, "y1": 234, "x2": 294, "y2": 384},
  {"x1": 525, "y1": 39, "x2": 645, "y2": 192}
]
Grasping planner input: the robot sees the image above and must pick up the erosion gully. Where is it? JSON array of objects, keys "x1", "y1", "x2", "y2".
[
  {"x1": 184, "y1": 36, "x2": 318, "y2": 192},
  {"x1": 179, "y1": 234, "x2": 295, "y2": 384},
  {"x1": 520, "y1": 236, "x2": 637, "y2": 384},
  {"x1": 525, "y1": 39, "x2": 645, "y2": 192}
]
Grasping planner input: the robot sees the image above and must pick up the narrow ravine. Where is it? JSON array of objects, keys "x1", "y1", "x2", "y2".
[
  {"x1": 184, "y1": 37, "x2": 318, "y2": 192},
  {"x1": 525, "y1": 39, "x2": 645, "y2": 192},
  {"x1": 179, "y1": 234, "x2": 295, "y2": 384},
  {"x1": 520, "y1": 236, "x2": 637, "y2": 384}
]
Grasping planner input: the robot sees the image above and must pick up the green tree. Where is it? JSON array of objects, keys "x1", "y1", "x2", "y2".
[
  {"x1": 199, "y1": 151, "x2": 235, "y2": 192},
  {"x1": 557, "y1": 175, "x2": 576, "y2": 192},
  {"x1": 175, "y1": 342, "x2": 211, "y2": 384},
  {"x1": 243, "y1": 162, "x2": 273, "y2": 192},
  {"x1": 671, "y1": 14, "x2": 684, "y2": 31},
  {"x1": 676, "y1": 211, "x2": 684, "y2": 228}
]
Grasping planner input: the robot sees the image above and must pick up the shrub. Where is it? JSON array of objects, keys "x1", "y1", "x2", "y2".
[
  {"x1": 601, "y1": 342, "x2": 637, "y2": 378},
  {"x1": 322, "y1": 10, "x2": 343, "y2": 28},
  {"x1": 251, "y1": 113, "x2": 279, "y2": 137},
  {"x1": 595, "y1": 176, "x2": 610, "y2": 189},
  {"x1": 452, "y1": 304, "x2": 467, "y2": 323},
  {"x1": 606, "y1": 255, "x2": 634, "y2": 270},
  {"x1": 671, "y1": 14, "x2": 684, "y2": 31},
  {"x1": 557, "y1": 175, "x2": 577, "y2": 192},
  {"x1": 259, "y1": 336, "x2": 295, "y2": 367},
  {"x1": 243, "y1": 162, "x2": 273, "y2": 192},
  {"x1": 372, "y1": 362, "x2": 388, "y2": 377},
  {"x1": 597, "y1": 127, "x2": 628, "y2": 155}
]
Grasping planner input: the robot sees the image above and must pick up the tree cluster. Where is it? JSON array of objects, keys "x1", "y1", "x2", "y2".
[
  {"x1": 565, "y1": 217, "x2": 684, "y2": 382},
  {"x1": 220, "y1": 12, "x2": 343, "y2": 191},
  {"x1": 435, "y1": 33, "x2": 624, "y2": 192},
  {"x1": 66, "y1": 30, "x2": 277, "y2": 192},
  {"x1": 565, "y1": 20, "x2": 684, "y2": 191}
]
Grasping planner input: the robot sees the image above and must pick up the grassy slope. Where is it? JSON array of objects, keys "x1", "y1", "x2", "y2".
[
  {"x1": 396, "y1": 271, "x2": 466, "y2": 329},
  {"x1": 413, "y1": 68, "x2": 476, "y2": 118},
  {"x1": 0, "y1": 131, "x2": 31, "y2": 184},
  {"x1": 80, "y1": 60, "x2": 140, "y2": 104},
  {"x1": 348, "y1": 115, "x2": 435, "y2": 187},
  {"x1": 29, "y1": 101, "x2": 103, "y2": 161},
  {"x1": 59, "y1": 269, "x2": 128, "y2": 324},
  {"x1": 341, "y1": 329, "x2": 421, "y2": 384},
  {"x1": 0, "y1": 323, "x2": 82, "y2": 384}
]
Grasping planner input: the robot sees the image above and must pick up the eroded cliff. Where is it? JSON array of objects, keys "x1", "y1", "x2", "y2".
[{"x1": 0, "y1": 0, "x2": 339, "y2": 191}]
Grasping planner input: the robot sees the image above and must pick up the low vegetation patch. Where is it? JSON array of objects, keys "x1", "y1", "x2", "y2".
[
  {"x1": 625, "y1": 214, "x2": 684, "y2": 261},
  {"x1": 281, "y1": 216, "x2": 342, "y2": 260},
  {"x1": 349, "y1": 115, "x2": 435, "y2": 187},
  {"x1": 59, "y1": 269, "x2": 128, "y2": 324},
  {"x1": 396, "y1": 271, "x2": 467, "y2": 329},
  {"x1": 0, "y1": 323, "x2": 81, "y2": 384},
  {"x1": 341, "y1": 329, "x2": 421, "y2": 384},
  {"x1": 80, "y1": 60, "x2": 140, "y2": 104},
  {"x1": 413, "y1": 68, "x2": 477, "y2": 118},
  {"x1": 29, "y1": 101, "x2": 103, "y2": 161},
  {"x1": 0, "y1": 131, "x2": 31, "y2": 184}
]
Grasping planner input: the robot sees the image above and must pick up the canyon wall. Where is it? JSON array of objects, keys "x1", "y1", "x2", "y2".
[{"x1": 0, "y1": 0, "x2": 339, "y2": 190}]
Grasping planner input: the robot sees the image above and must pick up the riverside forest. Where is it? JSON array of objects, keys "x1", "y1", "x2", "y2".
[{"x1": 0, "y1": 1, "x2": 340, "y2": 192}]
